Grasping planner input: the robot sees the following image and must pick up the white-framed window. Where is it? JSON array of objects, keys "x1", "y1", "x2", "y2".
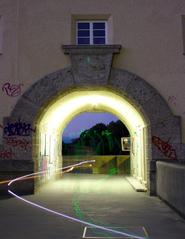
[{"x1": 76, "y1": 20, "x2": 107, "y2": 45}]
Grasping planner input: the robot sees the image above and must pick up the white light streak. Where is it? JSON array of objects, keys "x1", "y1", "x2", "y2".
[{"x1": 8, "y1": 160, "x2": 146, "y2": 239}]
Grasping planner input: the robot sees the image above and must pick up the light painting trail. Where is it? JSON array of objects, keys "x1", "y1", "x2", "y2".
[
  {"x1": 0, "y1": 179, "x2": 12, "y2": 185},
  {"x1": 8, "y1": 160, "x2": 95, "y2": 186},
  {"x1": 0, "y1": 167, "x2": 73, "y2": 185},
  {"x1": 7, "y1": 160, "x2": 146, "y2": 239},
  {"x1": 0, "y1": 161, "x2": 90, "y2": 185}
]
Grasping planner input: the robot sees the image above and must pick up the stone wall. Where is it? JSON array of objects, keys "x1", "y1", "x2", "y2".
[
  {"x1": 0, "y1": 160, "x2": 34, "y2": 196},
  {"x1": 156, "y1": 161, "x2": 185, "y2": 217},
  {"x1": 0, "y1": 45, "x2": 185, "y2": 196}
]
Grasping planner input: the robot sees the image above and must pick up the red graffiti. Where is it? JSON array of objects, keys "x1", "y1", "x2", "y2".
[
  {"x1": 168, "y1": 95, "x2": 177, "y2": 105},
  {"x1": 2, "y1": 82, "x2": 23, "y2": 97},
  {"x1": 152, "y1": 136, "x2": 177, "y2": 160},
  {"x1": 0, "y1": 148, "x2": 14, "y2": 159},
  {"x1": 4, "y1": 136, "x2": 31, "y2": 151}
]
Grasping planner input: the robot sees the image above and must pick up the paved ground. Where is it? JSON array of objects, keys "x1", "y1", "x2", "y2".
[{"x1": 0, "y1": 174, "x2": 185, "y2": 239}]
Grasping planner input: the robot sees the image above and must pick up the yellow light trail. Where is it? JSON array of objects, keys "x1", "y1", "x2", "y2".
[{"x1": 0, "y1": 161, "x2": 93, "y2": 185}]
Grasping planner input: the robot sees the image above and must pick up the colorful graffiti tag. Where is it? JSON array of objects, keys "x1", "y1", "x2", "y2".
[
  {"x1": 152, "y1": 136, "x2": 177, "y2": 160},
  {"x1": 2, "y1": 82, "x2": 23, "y2": 97},
  {"x1": 0, "y1": 148, "x2": 14, "y2": 159},
  {"x1": 168, "y1": 95, "x2": 177, "y2": 106},
  {"x1": 167, "y1": 95, "x2": 185, "y2": 115},
  {"x1": 4, "y1": 137, "x2": 31, "y2": 151},
  {"x1": 3, "y1": 119, "x2": 35, "y2": 136}
]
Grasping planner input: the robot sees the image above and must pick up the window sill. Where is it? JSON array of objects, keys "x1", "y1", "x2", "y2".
[{"x1": 62, "y1": 44, "x2": 122, "y2": 55}]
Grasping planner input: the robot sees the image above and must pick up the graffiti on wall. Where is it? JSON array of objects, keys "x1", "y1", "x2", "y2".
[
  {"x1": 0, "y1": 120, "x2": 34, "y2": 158},
  {"x1": 168, "y1": 95, "x2": 185, "y2": 115},
  {"x1": 4, "y1": 137, "x2": 31, "y2": 151},
  {"x1": 168, "y1": 95, "x2": 177, "y2": 106},
  {"x1": 2, "y1": 82, "x2": 23, "y2": 97},
  {"x1": 0, "y1": 148, "x2": 14, "y2": 159},
  {"x1": 152, "y1": 136, "x2": 177, "y2": 160},
  {"x1": 3, "y1": 119, "x2": 35, "y2": 136}
]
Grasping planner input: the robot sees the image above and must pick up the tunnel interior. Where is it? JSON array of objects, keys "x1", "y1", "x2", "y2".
[
  {"x1": 62, "y1": 112, "x2": 131, "y2": 175},
  {"x1": 35, "y1": 90, "x2": 148, "y2": 190}
]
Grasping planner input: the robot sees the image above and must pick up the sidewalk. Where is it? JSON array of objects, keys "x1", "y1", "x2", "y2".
[{"x1": 0, "y1": 174, "x2": 185, "y2": 239}]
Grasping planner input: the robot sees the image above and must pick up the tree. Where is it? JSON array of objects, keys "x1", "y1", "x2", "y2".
[{"x1": 62, "y1": 120, "x2": 130, "y2": 155}]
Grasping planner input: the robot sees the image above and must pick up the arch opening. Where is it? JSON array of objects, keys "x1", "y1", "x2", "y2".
[
  {"x1": 62, "y1": 112, "x2": 130, "y2": 175},
  {"x1": 35, "y1": 90, "x2": 149, "y2": 189}
]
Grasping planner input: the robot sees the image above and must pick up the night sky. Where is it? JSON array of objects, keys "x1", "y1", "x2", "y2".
[{"x1": 62, "y1": 112, "x2": 119, "y2": 142}]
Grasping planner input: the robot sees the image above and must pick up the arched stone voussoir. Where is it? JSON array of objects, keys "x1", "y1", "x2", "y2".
[
  {"x1": 174, "y1": 143, "x2": 185, "y2": 162},
  {"x1": 15, "y1": 67, "x2": 75, "y2": 111},
  {"x1": 109, "y1": 68, "x2": 173, "y2": 126},
  {"x1": 71, "y1": 53, "x2": 112, "y2": 86},
  {"x1": 11, "y1": 96, "x2": 40, "y2": 123},
  {"x1": 126, "y1": 75, "x2": 159, "y2": 106},
  {"x1": 144, "y1": 93, "x2": 172, "y2": 125},
  {"x1": 109, "y1": 68, "x2": 159, "y2": 106},
  {"x1": 109, "y1": 68, "x2": 136, "y2": 93}
]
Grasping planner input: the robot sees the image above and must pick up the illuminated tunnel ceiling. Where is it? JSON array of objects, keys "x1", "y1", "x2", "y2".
[{"x1": 39, "y1": 90, "x2": 146, "y2": 136}]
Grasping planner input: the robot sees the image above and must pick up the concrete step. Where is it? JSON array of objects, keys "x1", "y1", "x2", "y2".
[{"x1": 126, "y1": 176, "x2": 147, "y2": 192}]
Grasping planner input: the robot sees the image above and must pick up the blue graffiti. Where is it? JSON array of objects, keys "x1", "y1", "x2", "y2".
[{"x1": 4, "y1": 119, "x2": 35, "y2": 136}]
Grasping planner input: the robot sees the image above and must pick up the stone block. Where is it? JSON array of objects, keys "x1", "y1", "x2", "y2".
[
  {"x1": 126, "y1": 75, "x2": 157, "y2": 106},
  {"x1": 149, "y1": 171, "x2": 157, "y2": 196},
  {"x1": 11, "y1": 96, "x2": 39, "y2": 122},
  {"x1": 22, "y1": 67, "x2": 75, "y2": 108},
  {"x1": 109, "y1": 68, "x2": 135, "y2": 93},
  {"x1": 1, "y1": 118, "x2": 33, "y2": 161},
  {"x1": 63, "y1": 45, "x2": 121, "y2": 86},
  {"x1": 0, "y1": 159, "x2": 34, "y2": 171},
  {"x1": 144, "y1": 93, "x2": 172, "y2": 125},
  {"x1": 71, "y1": 54, "x2": 112, "y2": 86},
  {"x1": 150, "y1": 160, "x2": 156, "y2": 172},
  {"x1": 0, "y1": 159, "x2": 34, "y2": 196},
  {"x1": 151, "y1": 116, "x2": 181, "y2": 144}
]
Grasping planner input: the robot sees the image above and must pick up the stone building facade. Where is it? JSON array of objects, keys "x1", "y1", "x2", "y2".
[{"x1": 0, "y1": 0, "x2": 185, "y2": 216}]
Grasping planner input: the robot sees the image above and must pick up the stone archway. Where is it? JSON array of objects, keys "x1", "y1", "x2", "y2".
[
  {"x1": 36, "y1": 89, "x2": 147, "y2": 191},
  {"x1": 1, "y1": 45, "x2": 184, "y2": 195}
]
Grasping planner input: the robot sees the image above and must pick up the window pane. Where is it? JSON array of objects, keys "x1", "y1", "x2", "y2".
[
  {"x1": 78, "y1": 38, "x2": 90, "y2": 45},
  {"x1": 78, "y1": 30, "x2": 90, "y2": 37},
  {"x1": 93, "y1": 30, "x2": 105, "y2": 37},
  {"x1": 93, "y1": 37, "x2": 105, "y2": 44},
  {"x1": 93, "y1": 22, "x2": 105, "y2": 29},
  {"x1": 78, "y1": 22, "x2": 90, "y2": 29}
]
